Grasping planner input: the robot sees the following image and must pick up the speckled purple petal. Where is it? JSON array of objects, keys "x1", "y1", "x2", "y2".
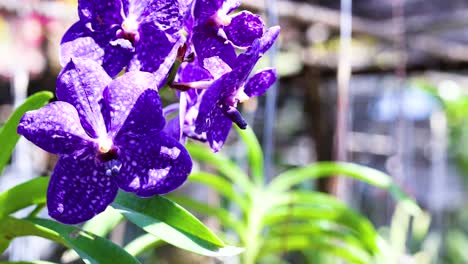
[
  {"x1": 127, "y1": 23, "x2": 181, "y2": 79},
  {"x1": 206, "y1": 108, "x2": 232, "y2": 152},
  {"x1": 116, "y1": 132, "x2": 192, "y2": 196},
  {"x1": 193, "y1": 0, "x2": 223, "y2": 25},
  {"x1": 17, "y1": 102, "x2": 93, "y2": 155},
  {"x1": 129, "y1": 0, "x2": 183, "y2": 33},
  {"x1": 194, "y1": 26, "x2": 281, "y2": 149},
  {"x1": 60, "y1": 22, "x2": 133, "y2": 77},
  {"x1": 151, "y1": 34, "x2": 185, "y2": 87},
  {"x1": 258, "y1": 26, "x2": 281, "y2": 54},
  {"x1": 115, "y1": 89, "x2": 165, "y2": 140},
  {"x1": 176, "y1": 61, "x2": 212, "y2": 83},
  {"x1": 224, "y1": 11, "x2": 264, "y2": 48},
  {"x1": 192, "y1": 28, "x2": 236, "y2": 77},
  {"x1": 103, "y1": 72, "x2": 162, "y2": 138},
  {"x1": 222, "y1": 26, "x2": 280, "y2": 88},
  {"x1": 164, "y1": 116, "x2": 181, "y2": 141},
  {"x1": 56, "y1": 59, "x2": 111, "y2": 138},
  {"x1": 78, "y1": 0, "x2": 125, "y2": 26},
  {"x1": 47, "y1": 154, "x2": 118, "y2": 224},
  {"x1": 194, "y1": 77, "x2": 225, "y2": 134},
  {"x1": 244, "y1": 68, "x2": 277, "y2": 97}
]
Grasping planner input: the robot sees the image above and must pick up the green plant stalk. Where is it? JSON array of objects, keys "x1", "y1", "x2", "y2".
[
  {"x1": 235, "y1": 126, "x2": 264, "y2": 186},
  {"x1": 124, "y1": 233, "x2": 165, "y2": 256},
  {"x1": 188, "y1": 172, "x2": 249, "y2": 211},
  {"x1": 243, "y1": 189, "x2": 268, "y2": 264},
  {"x1": 27, "y1": 204, "x2": 45, "y2": 218},
  {"x1": 186, "y1": 142, "x2": 253, "y2": 192}
]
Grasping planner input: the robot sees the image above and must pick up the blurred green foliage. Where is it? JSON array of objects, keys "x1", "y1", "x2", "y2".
[{"x1": 173, "y1": 126, "x2": 425, "y2": 264}]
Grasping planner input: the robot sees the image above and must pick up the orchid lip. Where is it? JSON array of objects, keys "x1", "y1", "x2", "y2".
[
  {"x1": 122, "y1": 16, "x2": 139, "y2": 34},
  {"x1": 117, "y1": 16, "x2": 140, "y2": 43},
  {"x1": 97, "y1": 137, "x2": 113, "y2": 154},
  {"x1": 209, "y1": 11, "x2": 232, "y2": 27}
]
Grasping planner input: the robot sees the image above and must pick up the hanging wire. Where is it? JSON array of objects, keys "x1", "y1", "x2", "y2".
[
  {"x1": 334, "y1": 0, "x2": 352, "y2": 197},
  {"x1": 263, "y1": 0, "x2": 279, "y2": 183},
  {"x1": 390, "y1": 0, "x2": 407, "y2": 220},
  {"x1": 334, "y1": 0, "x2": 352, "y2": 162}
]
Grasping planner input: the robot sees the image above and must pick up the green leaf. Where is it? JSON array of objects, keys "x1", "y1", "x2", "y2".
[
  {"x1": 28, "y1": 218, "x2": 140, "y2": 264},
  {"x1": 263, "y1": 204, "x2": 378, "y2": 253},
  {"x1": 0, "y1": 177, "x2": 48, "y2": 218},
  {"x1": 0, "y1": 217, "x2": 65, "y2": 254},
  {"x1": 272, "y1": 191, "x2": 378, "y2": 253},
  {"x1": 168, "y1": 194, "x2": 246, "y2": 240},
  {"x1": 62, "y1": 207, "x2": 125, "y2": 263},
  {"x1": 188, "y1": 172, "x2": 248, "y2": 211},
  {"x1": 259, "y1": 235, "x2": 371, "y2": 264},
  {"x1": 0, "y1": 91, "x2": 53, "y2": 175},
  {"x1": 186, "y1": 142, "x2": 252, "y2": 192},
  {"x1": 82, "y1": 207, "x2": 123, "y2": 237},
  {"x1": 112, "y1": 192, "x2": 243, "y2": 257},
  {"x1": 235, "y1": 126, "x2": 264, "y2": 185},
  {"x1": 269, "y1": 162, "x2": 391, "y2": 191},
  {"x1": 124, "y1": 233, "x2": 165, "y2": 256},
  {"x1": 268, "y1": 162, "x2": 419, "y2": 210},
  {"x1": 268, "y1": 221, "x2": 372, "y2": 254}
]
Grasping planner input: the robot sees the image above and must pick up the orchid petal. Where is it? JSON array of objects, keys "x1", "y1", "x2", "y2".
[
  {"x1": 244, "y1": 68, "x2": 277, "y2": 97},
  {"x1": 224, "y1": 11, "x2": 264, "y2": 48},
  {"x1": 17, "y1": 101, "x2": 93, "y2": 155},
  {"x1": 47, "y1": 154, "x2": 118, "y2": 224},
  {"x1": 56, "y1": 59, "x2": 111, "y2": 138},
  {"x1": 116, "y1": 132, "x2": 192, "y2": 196}
]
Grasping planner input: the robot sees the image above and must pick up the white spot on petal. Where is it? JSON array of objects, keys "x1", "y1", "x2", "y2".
[
  {"x1": 160, "y1": 146, "x2": 181, "y2": 160},
  {"x1": 148, "y1": 167, "x2": 171, "y2": 182},
  {"x1": 129, "y1": 177, "x2": 140, "y2": 189},
  {"x1": 57, "y1": 203, "x2": 64, "y2": 214}
]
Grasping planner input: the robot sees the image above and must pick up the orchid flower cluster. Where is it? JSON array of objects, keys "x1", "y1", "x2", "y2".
[{"x1": 17, "y1": 0, "x2": 280, "y2": 224}]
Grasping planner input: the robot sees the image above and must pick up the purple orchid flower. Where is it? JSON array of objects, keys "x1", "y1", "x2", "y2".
[
  {"x1": 194, "y1": 26, "x2": 280, "y2": 152},
  {"x1": 169, "y1": 60, "x2": 212, "y2": 143},
  {"x1": 177, "y1": 0, "x2": 264, "y2": 78},
  {"x1": 60, "y1": 0, "x2": 185, "y2": 82},
  {"x1": 191, "y1": 0, "x2": 265, "y2": 48},
  {"x1": 17, "y1": 59, "x2": 192, "y2": 224}
]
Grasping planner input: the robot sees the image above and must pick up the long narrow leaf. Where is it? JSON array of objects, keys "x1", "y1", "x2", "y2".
[
  {"x1": 62, "y1": 207, "x2": 125, "y2": 262},
  {"x1": 235, "y1": 126, "x2": 264, "y2": 185},
  {"x1": 124, "y1": 233, "x2": 165, "y2": 256},
  {"x1": 0, "y1": 91, "x2": 53, "y2": 175},
  {"x1": 112, "y1": 192, "x2": 243, "y2": 257},
  {"x1": 0, "y1": 236, "x2": 9, "y2": 254},
  {"x1": 272, "y1": 191, "x2": 378, "y2": 253},
  {"x1": 168, "y1": 194, "x2": 245, "y2": 240},
  {"x1": 259, "y1": 235, "x2": 371, "y2": 264},
  {"x1": 269, "y1": 162, "x2": 391, "y2": 191},
  {"x1": 29, "y1": 218, "x2": 140, "y2": 264},
  {"x1": 0, "y1": 217, "x2": 65, "y2": 253},
  {"x1": 186, "y1": 142, "x2": 252, "y2": 192},
  {"x1": 82, "y1": 207, "x2": 123, "y2": 237},
  {"x1": 268, "y1": 162, "x2": 418, "y2": 211},
  {"x1": 268, "y1": 222, "x2": 372, "y2": 255},
  {"x1": 263, "y1": 205, "x2": 378, "y2": 253},
  {"x1": 0, "y1": 177, "x2": 48, "y2": 217},
  {"x1": 188, "y1": 172, "x2": 249, "y2": 211}
]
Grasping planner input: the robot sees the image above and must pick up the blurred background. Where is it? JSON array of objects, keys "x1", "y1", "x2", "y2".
[{"x1": 1, "y1": 0, "x2": 468, "y2": 263}]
